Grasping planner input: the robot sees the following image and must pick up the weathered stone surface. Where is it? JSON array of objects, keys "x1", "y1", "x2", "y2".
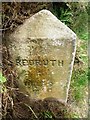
[{"x1": 7, "y1": 10, "x2": 76, "y2": 102}]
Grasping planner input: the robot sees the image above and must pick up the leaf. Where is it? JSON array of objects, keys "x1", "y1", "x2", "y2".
[
  {"x1": 0, "y1": 73, "x2": 6, "y2": 83},
  {"x1": 1, "y1": 85, "x2": 7, "y2": 93}
]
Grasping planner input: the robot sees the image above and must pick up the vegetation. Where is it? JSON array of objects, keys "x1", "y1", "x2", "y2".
[
  {"x1": 0, "y1": 73, "x2": 6, "y2": 84},
  {"x1": 71, "y1": 41, "x2": 88, "y2": 102},
  {"x1": 0, "y1": 73, "x2": 7, "y2": 93},
  {"x1": 52, "y1": 2, "x2": 88, "y2": 107},
  {"x1": 52, "y1": 2, "x2": 88, "y2": 41},
  {"x1": 1, "y1": 2, "x2": 88, "y2": 119}
]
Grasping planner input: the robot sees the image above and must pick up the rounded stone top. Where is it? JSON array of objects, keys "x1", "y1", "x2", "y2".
[{"x1": 9, "y1": 9, "x2": 76, "y2": 42}]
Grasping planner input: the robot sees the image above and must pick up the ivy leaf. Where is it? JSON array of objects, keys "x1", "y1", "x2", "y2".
[{"x1": 0, "y1": 73, "x2": 6, "y2": 83}]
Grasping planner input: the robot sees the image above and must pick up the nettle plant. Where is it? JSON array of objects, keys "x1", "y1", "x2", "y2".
[{"x1": 0, "y1": 73, "x2": 7, "y2": 93}]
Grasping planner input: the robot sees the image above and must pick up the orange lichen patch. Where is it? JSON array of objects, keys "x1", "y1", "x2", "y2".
[{"x1": 23, "y1": 56, "x2": 53, "y2": 93}]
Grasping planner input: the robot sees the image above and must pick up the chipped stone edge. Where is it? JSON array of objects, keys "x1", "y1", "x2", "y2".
[{"x1": 65, "y1": 36, "x2": 77, "y2": 103}]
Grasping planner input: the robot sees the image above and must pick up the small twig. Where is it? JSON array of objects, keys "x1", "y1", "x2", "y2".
[
  {"x1": 6, "y1": 86, "x2": 19, "y2": 91},
  {"x1": 7, "y1": 95, "x2": 14, "y2": 109},
  {"x1": 0, "y1": 27, "x2": 10, "y2": 31},
  {"x1": 25, "y1": 103, "x2": 38, "y2": 119}
]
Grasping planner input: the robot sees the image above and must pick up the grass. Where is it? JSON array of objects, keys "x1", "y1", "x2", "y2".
[
  {"x1": 70, "y1": 38, "x2": 88, "y2": 102},
  {"x1": 71, "y1": 69, "x2": 88, "y2": 101},
  {"x1": 42, "y1": 111, "x2": 53, "y2": 119},
  {"x1": 78, "y1": 32, "x2": 88, "y2": 41}
]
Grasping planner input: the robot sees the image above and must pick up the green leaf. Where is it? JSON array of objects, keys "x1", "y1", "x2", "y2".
[{"x1": 0, "y1": 73, "x2": 6, "y2": 83}]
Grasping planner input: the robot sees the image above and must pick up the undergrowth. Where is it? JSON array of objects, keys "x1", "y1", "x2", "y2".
[
  {"x1": 52, "y1": 2, "x2": 88, "y2": 103},
  {"x1": 71, "y1": 39, "x2": 88, "y2": 102}
]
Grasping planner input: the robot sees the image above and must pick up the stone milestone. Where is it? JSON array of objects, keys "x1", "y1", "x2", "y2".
[{"x1": 7, "y1": 10, "x2": 76, "y2": 102}]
